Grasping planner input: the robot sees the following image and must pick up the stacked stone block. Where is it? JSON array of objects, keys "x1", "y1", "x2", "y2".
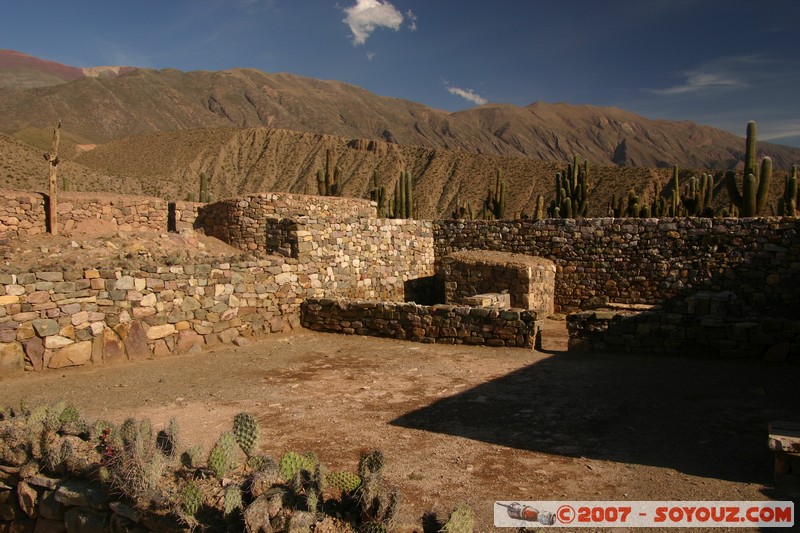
[
  {"x1": 441, "y1": 251, "x2": 556, "y2": 315},
  {"x1": 302, "y1": 298, "x2": 539, "y2": 348}
]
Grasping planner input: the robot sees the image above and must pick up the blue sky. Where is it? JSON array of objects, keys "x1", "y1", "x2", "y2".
[{"x1": 2, "y1": 0, "x2": 799, "y2": 146}]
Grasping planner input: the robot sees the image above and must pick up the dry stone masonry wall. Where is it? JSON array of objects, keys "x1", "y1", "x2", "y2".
[
  {"x1": 434, "y1": 217, "x2": 800, "y2": 317},
  {"x1": 0, "y1": 190, "x2": 201, "y2": 238},
  {"x1": 301, "y1": 298, "x2": 539, "y2": 348},
  {"x1": 196, "y1": 193, "x2": 377, "y2": 253}
]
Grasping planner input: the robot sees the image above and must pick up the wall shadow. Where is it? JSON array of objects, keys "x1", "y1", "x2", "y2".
[{"x1": 391, "y1": 350, "x2": 800, "y2": 485}]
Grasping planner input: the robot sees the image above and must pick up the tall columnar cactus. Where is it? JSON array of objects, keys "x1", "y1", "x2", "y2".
[
  {"x1": 533, "y1": 194, "x2": 545, "y2": 221},
  {"x1": 680, "y1": 173, "x2": 715, "y2": 216},
  {"x1": 778, "y1": 164, "x2": 798, "y2": 216},
  {"x1": 199, "y1": 172, "x2": 209, "y2": 203},
  {"x1": 725, "y1": 121, "x2": 772, "y2": 216},
  {"x1": 317, "y1": 148, "x2": 342, "y2": 196},
  {"x1": 369, "y1": 170, "x2": 386, "y2": 216},
  {"x1": 625, "y1": 190, "x2": 641, "y2": 217},
  {"x1": 390, "y1": 171, "x2": 414, "y2": 218},
  {"x1": 553, "y1": 155, "x2": 590, "y2": 218},
  {"x1": 483, "y1": 169, "x2": 506, "y2": 219}
]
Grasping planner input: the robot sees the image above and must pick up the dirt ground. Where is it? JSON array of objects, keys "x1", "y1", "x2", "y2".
[{"x1": 1, "y1": 318, "x2": 798, "y2": 532}]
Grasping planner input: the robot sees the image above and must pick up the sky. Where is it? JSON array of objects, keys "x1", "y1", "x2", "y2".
[{"x1": 2, "y1": 0, "x2": 799, "y2": 147}]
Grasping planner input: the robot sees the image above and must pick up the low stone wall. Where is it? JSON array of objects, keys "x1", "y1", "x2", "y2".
[
  {"x1": 172, "y1": 200, "x2": 202, "y2": 231},
  {"x1": 0, "y1": 190, "x2": 184, "y2": 238},
  {"x1": 566, "y1": 305, "x2": 800, "y2": 361},
  {"x1": 0, "y1": 260, "x2": 309, "y2": 375},
  {"x1": 0, "y1": 190, "x2": 46, "y2": 239},
  {"x1": 301, "y1": 298, "x2": 539, "y2": 348},
  {"x1": 441, "y1": 251, "x2": 556, "y2": 315},
  {"x1": 197, "y1": 193, "x2": 377, "y2": 253}
]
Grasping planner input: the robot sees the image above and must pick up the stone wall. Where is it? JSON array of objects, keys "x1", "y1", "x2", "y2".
[
  {"x1": 0, "y1": 190, "x2": 197, "y2": 238},
  {"x1": 434, "y1": 217, "x2": 800, "y2": 316},
  {"x1": 196, "y1": 193, "x2": 377, "y2": 253},
  {"x1": 566, "y1": 305, "x2": 800, "y2": 362},
  {"x1": 301, "y1": 298, "x2": 539, "y2": 348},
  {"x1": 441, "y1": 251, "x2": 556, "y2": 315},
  {"x1": 0, "y1": 190, "x2": 46, "y2": 239},
  {"x1": 0, "y1": 260, "x2": 307, "y2": 375}
]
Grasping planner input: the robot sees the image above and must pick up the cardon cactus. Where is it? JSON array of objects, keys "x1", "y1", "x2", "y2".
[
  {"x1": 279, "y1": 451, "x2": 316, "y2": 481},
  {"x1": 326, "y1": 471, "x2": 362, "y2": 492},
  {"x1": 725, "y1": 121, "x2": 772, "y2": 216},
  {"x1": 441, "y1": 503, "x2": 476, "y2": 533},
  {"x1": 778, "y1": 164, "x2": 798, "y2": 216},
  {"x1": 181, "y1": 481, "x2": 203, "y2": 517},
  {"x1": 208, "y1": 432, "x2": 239, "y2": 479},
  {"x1": 232, "y1": 412, "x2": 260, "y2": 457}
]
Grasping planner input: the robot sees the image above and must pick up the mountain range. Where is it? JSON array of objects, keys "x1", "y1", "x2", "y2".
[{"x1": 0, "y1": 50, "x2": 798, "y2": 219}]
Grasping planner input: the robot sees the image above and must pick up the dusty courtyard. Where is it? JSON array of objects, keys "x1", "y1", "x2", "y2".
[{"x1": 0, "y1": 319, "x2": 797, "y2": 531}]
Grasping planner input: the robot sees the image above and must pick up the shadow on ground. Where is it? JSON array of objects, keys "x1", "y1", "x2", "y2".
[{"x1": 391, "y1": 349, "x2": 800, "y2": 486}]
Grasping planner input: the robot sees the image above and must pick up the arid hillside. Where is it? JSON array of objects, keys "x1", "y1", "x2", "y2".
[
  {"x1": 4, "y1": 126, "x2": 793, "y2": 220},
  {"x1": 2, "y1": 62, "x2": 799, "y2": 170}
]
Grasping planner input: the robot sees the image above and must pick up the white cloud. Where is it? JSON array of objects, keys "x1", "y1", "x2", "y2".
[
  {"x1": 447, "y1": 86, "x2": 488, "y2": 106},
  {"x1": 649, "y1": 56, "x2": 765, "y2": 95},
  {"x1": 367, "y1": 51, "x2": 376, "y2": 61},
  {"x1": 343, "y1": 0, "x2": 405, "y2": 45},
  {"x1": 406, "y1": 9, "x2": 417, "y2": 31}
]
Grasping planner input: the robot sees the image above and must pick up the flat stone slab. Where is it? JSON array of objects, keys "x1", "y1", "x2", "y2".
[{"x1": 445, "y1": 250, "x2": 555, "y2": 269}]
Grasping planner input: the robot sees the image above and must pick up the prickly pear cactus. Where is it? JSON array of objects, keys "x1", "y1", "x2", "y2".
[
  {"x1": 117, "y1": 418, "x2": 138, "y2": 448},
  {"x1": 223, "y1": 484, "x2": 243, "y2": 517},
  {"x1": 279, "y1": 451, "x2": 316, "y2": 481},
  {"x1": 232, "y1": 413, "x2": 260, "y2": 456},
  {"x1": 181, "y1": 481, "x2": 203, "y2": 517},
  {"x1": 208, "y1": 432, "x2": 239, "y2": 479},
  {"x1": 325, "y1": 471, "x2": 362, "y2": 492},
  {"x1": 441, "y1": 503, "x2": 475, "y2": 533},
  {"x1": 58, "y1": 405, "x2": 80, "y2": 425},
  {"x1": 358, "y1": 449, "x2": 384, "y2": 477}
]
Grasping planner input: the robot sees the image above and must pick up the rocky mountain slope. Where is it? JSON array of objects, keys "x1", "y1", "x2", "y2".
[
  {"x1": 4, "y1": 125, "x2": 794, "y2": 220},
  {"x1": 1, "y1": 54, "x2": 799, "y2": 170}
]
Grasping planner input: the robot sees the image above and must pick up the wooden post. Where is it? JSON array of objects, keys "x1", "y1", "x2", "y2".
[{"x1": 46, "y1": 122, "x2": 61, "y2": 235}]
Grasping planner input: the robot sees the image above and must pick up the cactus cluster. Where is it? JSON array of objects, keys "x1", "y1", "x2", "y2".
[
  {"x1": 232, "y1": 412, "x2": 260, "y2": 457},
  {"x1": 726, "y1": 121, "x2": 771, "y2": 217},
  {"x1": 549, "y1": 155, "x2": 590, "y2": 218},
  {"x1": 389, "y1": 170, "x2": 415, "y2": 218},
  {"x1": 198, "y1": 172, "x2": 215, "y2": 203},
  {"x1": 1, "y1": 405, "x2": 415, "y2": 532},
  {"x1": 317, "y1": 148, "x2": 342, "y2": 196}
]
